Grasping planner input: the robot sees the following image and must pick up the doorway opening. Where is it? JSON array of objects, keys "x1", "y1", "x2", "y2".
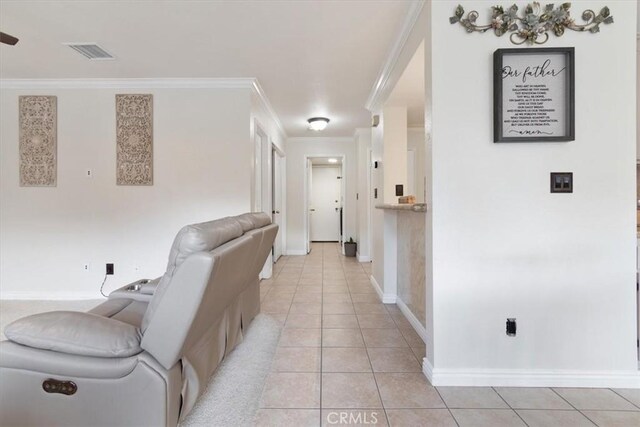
[{"x1": 304, "y1": 156, "x2": 346, "y2": 254}]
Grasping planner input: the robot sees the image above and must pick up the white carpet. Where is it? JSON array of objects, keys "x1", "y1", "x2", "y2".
[
  {"x1": 180, "y1": 314, "x2": 281, "y2": 426},
  {"x1": 0, "y1": 300, "x2": 282, "y2": 426}
]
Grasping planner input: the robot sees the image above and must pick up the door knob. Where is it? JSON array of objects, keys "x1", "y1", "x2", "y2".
[{"x1": 310, "y1": 209, "x2": 315, "y2": 212}]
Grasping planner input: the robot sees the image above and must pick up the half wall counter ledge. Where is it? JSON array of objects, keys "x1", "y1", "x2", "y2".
[
  {"x1": 374, "y1": 203, "x2": 428, "y2": 343},
  {"x1": 375, "y1": 202, "x2": 427, "y2": 212}
]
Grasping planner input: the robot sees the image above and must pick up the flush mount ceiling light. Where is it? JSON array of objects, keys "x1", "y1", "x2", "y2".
[
  {"x1": 327, "y1": 158, "x2": 338, "y2": 163},
  {"x1": 307, "y1": 117, "x2": 330, "y2": 131}
]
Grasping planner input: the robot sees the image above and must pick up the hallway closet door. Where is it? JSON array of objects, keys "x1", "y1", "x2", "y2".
[{"x1": 310, "y1": 166, "x2": 341, "y2": 242}]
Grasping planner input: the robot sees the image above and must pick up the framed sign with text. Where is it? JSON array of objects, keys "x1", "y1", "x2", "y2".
[{"x1": 494, "y1": 47, "x2": 574, "y2": 143}]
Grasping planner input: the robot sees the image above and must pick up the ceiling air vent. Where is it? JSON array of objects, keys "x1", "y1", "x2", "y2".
[{"x1": 64, "y1": 43, "x2": 114, "y2": 60}]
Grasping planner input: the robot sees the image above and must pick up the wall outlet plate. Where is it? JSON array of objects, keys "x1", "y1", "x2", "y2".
[{"x1": 506, "y1": 318, "x2": 517, "y2": 336}]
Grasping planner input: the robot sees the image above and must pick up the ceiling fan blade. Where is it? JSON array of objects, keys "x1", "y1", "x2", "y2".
[{"x1": 0, "y1": 32, "x2": 19, "y2": 45}]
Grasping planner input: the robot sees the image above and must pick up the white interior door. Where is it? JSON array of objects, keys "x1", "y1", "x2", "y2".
[
  {"x1": 272, "y1": 147, "x2": 283, "y2": 262},
  {"x1": 310, "y1": 166, "x2": 341, "y2": 241}
]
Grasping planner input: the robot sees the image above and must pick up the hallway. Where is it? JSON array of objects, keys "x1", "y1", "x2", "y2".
[{"x1": 256, "y1": 243, "x2": 640, "y2": 427}]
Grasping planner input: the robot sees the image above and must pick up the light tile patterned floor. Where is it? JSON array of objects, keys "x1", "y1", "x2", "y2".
[{"x1": 254, "y1": 243, "x2": 640, "y2": 427}]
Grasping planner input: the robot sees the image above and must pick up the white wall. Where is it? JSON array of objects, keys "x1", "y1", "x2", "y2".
[
  {"x1": 285, "y1": 137, "x2": 356, "y2": 255},
  {"x1": 428, "y1": 1, "x2": 638, "y2": 386},
  {"x1": 371, "y1": 117, "x2": 385, "y2": 289},
  {"x1": 407, "y1": 127, "x2": 426, "y2": 202},
  {"x1": 382, "y1": 106, "x2": 408, "y2": 203},
  {"x1": 423, "y1": 12, "x2": 435, "y2": 366},
  {"x1": 355, "y1": 128, "x2": 372, "y2": 261},
  {"x1": 0, "y1": 86, "x2": 253, "y2": 298}
]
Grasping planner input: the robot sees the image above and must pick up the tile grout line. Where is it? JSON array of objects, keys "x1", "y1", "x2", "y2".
[
  {"x1": 352, "y1": 257, "x2": 391, "y2": 427},
  {"x1": 549, "y1": 387, "x2": 599, "y2": 426},
  {"x1": 256, "y1": 254, "x2": 291, "y2": 415},
  {"x1": 491, "y1": 386, "x2": 531, "y2": 427},
  {"x1": 609, "y1": 388, "x2": 640, "y2": 411},
  {"x1": 432, "y1": 386, "x2": 461, "y2": 427},
  {"x1": 384, "y1": 303, "x2": 422, "y2": 367},
  {"x1": 358, "y1": 252, "x2": 395, "y2": 426}
]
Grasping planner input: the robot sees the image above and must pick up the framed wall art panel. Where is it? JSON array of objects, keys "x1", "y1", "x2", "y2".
[
  {"x1": 19, "y1": 96, "x2": 57, "y2": 186},
  {"x1": 494, "y1": 47, "x2": 575, "y2": 143},
  {"x1": 116, "y1": 94, "x2": 153, "y2": 185}
]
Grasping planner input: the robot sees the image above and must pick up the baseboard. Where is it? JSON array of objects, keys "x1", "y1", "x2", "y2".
[
  {"x1": 422, "y1": 360, "x2": 640, "y2": 388},
  {"x1": 422, "y1": 357, "x2": 434, "y2": 384},
  {"x1": 396, "y1": 297, "x2": 427, "y2": 343},
  {"x1": 369, "y1": 275, "x2": 396, "y2": 304},
  {"x1": 285, "y1": 249, "x2": 307, "y2": 256},
  {"x1": 357, "y1": 253, "x2": 371, "y2": 262},
  {"x1": 0, "y1": 291, "x2": 101, "y2": 300}
]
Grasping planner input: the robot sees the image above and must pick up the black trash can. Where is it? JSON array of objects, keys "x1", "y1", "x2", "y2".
[{"x1": 344, "y1": 239, "x2": 357, "y2": 257}]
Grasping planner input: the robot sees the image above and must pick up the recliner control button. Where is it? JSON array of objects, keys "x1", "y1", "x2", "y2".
[{"x1": 42, "y1": 379, "x2": 77, "y2": 396}]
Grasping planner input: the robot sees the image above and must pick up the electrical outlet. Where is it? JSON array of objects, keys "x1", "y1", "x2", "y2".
[
  {"x1": 86, "y1": 169, "x2": 93, "y2": 179},
  {"x1": 106, "y1": 263, "x2": 114, "y2": 275},
  {"x1": 506, "y1": 318, "x2": 517, "y2": 336},
  {"x1": 83, "y1": 263, "x2": 90, "y2": 272}
]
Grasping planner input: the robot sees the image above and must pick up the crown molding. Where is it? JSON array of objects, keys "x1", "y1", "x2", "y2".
[
  {"x1": 0, "y1": 77, "x2": 258, "y2": 90},
  {"x1": 0, "y1": 76, "x2": 288, "y2": 137},
  {"x1": 365, "y1": 0, "x2": 425, "y2": 112},
  {"x1": 250, "y1": 79, "x2": 287, "y2": 138}
]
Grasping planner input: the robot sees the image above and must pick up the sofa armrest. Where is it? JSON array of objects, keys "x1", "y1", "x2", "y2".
[
  {"x1": 108, "y1": 277, "x2": 160, "y2": 302},
  {"x1": 5, "y1": 311, "x2": 142, "y2": 358}
]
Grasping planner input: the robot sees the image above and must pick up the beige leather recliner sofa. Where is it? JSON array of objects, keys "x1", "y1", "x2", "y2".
[{"x1": 0, "y1": 212, "x2": 278, "y2": 427}]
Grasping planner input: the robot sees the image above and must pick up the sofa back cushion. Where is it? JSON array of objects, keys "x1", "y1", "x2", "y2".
[
  {"x1": 140, "y1": 217, "x2": 243, "y2": 332},
  {"x1": 234, "y1": 212, "x2": 271, "y2": 232},
  {"x1": 141, "y1": 235, "x2": 256, "y2": 369},
  {"x1": 164, "y1": 217, "x2": 243, "y2": 280}
]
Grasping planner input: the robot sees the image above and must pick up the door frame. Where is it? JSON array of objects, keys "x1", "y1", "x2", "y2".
[
  {"x1": 254, "y1": 119, "x2": 273, "y2": 278},
  {"x1": 253, "y1": 121, "x2": 269, "y2": 213},
  {"x1": 367, "y1": 148, "x2": 373, "y2": 261},
  {"x1": 304, "y1": 154, "x2": 347, "y2": 254},
  {"x1": 272, "y1": 143, "x2": 285, "y2": 263}
]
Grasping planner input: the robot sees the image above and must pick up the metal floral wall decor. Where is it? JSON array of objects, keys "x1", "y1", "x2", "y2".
[
  {"x1": 116, "y1": 94, "x2": 153, "y2": 185},
  {"x1": 449, "y1": 2, "x2": 614, "y2": 45}
]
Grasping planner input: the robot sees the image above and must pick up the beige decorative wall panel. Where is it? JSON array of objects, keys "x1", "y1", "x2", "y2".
[
  {"x1": 116, "y1": 94, "x2": 153, "y2": 185},
  {"x1": 19, "y1": 96, "x2": 57, "y2": 187}
]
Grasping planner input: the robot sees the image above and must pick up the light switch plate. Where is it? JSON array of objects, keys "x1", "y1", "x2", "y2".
[{"x1": 550, "y1": 172, "x2": 573, "y2": 193}]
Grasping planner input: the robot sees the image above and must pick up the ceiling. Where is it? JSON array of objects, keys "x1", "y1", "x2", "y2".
[
  {"x1": 311, "y1": 157, "x2": 342, "y2": 166},
  {"x1": 0, "y1": 0, "x2": 414, "y2": 137}
]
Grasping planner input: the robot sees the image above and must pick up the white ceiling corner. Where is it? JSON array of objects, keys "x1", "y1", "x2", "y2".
[
  {"x1": 365, "y1": 0, "x2": 425, "y2": 112},
  {"x1": 250, "y1": 78, "x2": 287, "y2": 139}
]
